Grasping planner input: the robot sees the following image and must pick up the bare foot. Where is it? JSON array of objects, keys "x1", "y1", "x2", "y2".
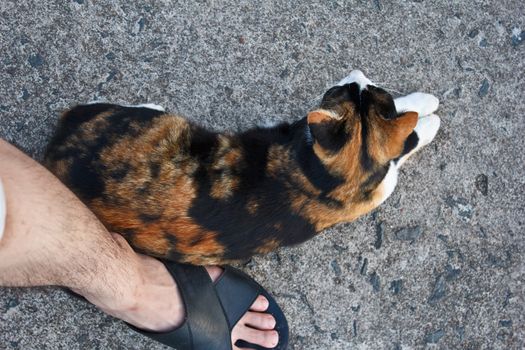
[{"x1": 78, "y1": 234, "x2": 279, "y2": 349}]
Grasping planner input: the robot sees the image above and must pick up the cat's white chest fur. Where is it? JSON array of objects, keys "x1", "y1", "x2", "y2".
[{"x1": 377, "y1": 162, "x2": 399, "y2": 205}]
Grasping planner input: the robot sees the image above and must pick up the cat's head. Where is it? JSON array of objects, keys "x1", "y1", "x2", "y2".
[{"x1": 306, "y1": 70, "x2": 418, "y2": 174}]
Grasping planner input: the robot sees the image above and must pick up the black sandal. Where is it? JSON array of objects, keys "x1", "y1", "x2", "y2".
[{"x1": 128, "y1": 261, "x2": 289, "y2": 350}]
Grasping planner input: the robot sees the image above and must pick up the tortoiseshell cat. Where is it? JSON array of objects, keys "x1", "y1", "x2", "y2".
[{"x1": 45, "y1": 71, "x2": 440, "y2": 265}]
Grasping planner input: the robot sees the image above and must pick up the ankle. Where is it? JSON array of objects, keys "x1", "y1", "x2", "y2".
[
  {"x1": 70, "y1": 238, "x2": 145, "y2": 314},
  {"x1": 93, "y1": 254, "x2": 186, "y2": 331},
  {"x1": 73, "y1": 260, "x2": 144, "y2": 314}
]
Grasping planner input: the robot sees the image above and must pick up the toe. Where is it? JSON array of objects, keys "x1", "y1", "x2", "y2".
[
  {"x1": 249, "y1": 295, "x2": 269, "y2": 312},
  {"x1": 235, "y1": 325, "x2": 279, "y2": 349},
  {"x1": 232, "y1": 296, "x2": 279, "y2": 348},
  {"x1": 243, "y1": 311, "x2": 276, "y2": 330}
]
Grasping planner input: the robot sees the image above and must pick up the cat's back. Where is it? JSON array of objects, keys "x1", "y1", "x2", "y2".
[
  {"x1": 44, "y1": 103, "x2": 266, "y2": 265},
  {"x1": 45, "y1": 103, "x2": 193, "y2": 203}
]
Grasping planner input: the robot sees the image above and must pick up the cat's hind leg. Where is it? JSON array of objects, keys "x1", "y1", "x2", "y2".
[
  {"x1": 86, "y1": 101, "x2": 165, "y2": 112},
  {"x1": 395, "y1": 114, "x2": 441, "y2": 167}
]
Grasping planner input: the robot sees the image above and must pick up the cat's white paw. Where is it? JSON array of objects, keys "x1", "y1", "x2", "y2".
[
  {"x1": 85, "y1": 102, "x2": 166, "y2": 112},
  {"x1": 395, "y1": 93, "x2": 439, "y2": 117},
  {"x1": 414, "y1": 114, "x2": 441, "y2": 148},
  {"x1": 132, "y1": 103, "x2": 165, "y2": 112},
  {"x1": 337, "y1": 70, "x2": 375, "y2": 90}
]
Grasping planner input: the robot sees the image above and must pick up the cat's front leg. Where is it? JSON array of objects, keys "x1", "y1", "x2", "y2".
[
  {"x1": 395, "y1": 114, "x2": 441, "y2": 167},
  {"x1": 394, "y1": 92, "x2": 439, "y2": 117},
  {"x1": 394, "y1": 92, "x2": 440, "y2": 167},
  {"x1": 375, "y1": 112, "x2": 440, "y2": 205}
]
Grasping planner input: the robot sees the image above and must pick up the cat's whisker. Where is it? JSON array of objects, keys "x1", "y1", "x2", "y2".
[{"x1": 382, "y1": 87, "x2": 405, "y2": 95}]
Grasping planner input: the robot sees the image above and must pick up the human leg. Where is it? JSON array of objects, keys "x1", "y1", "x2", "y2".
[{"x1": 0, "y1": 139, "x2": 279, "y2": 349}]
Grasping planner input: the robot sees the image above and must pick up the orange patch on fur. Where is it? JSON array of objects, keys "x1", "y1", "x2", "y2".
[
  {"x1": 266, "y1": 146, "x2": 287, "y2": 175},
  {"x1": 246, "y1": 198, "x2": 259, "y2": 215},
  {"x1": 132, "y1": 232, "x2": 171, "y2": 256},
  {"x1": 210, "y1": 176, "x2": 238, "y2": 199},
  {"x1": 164, "y1": 217, "x2": 226, "y2": 264},
  {"x1": 223, "y1": 148, "x2": 242, "y2": 167},
  {"x1": 307, "y1": 110, "x2": 337, "y2": 124},
  {"x1": 208, "y1": 139, "x2": 242, "y2": 199},
  {"x1": 91, "y1": 199, "x2": 225, "y2": 263},
  {"x1": 255, "y1": 238, "x2": 280, "y2": 254},
  {"x1": 368, "y1": 112, "x2": 418, "y2": 163}
]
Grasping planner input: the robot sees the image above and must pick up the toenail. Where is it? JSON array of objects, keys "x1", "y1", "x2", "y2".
[
  {"x1": 263, "y1": 331, "x2": 278, "y2": 347},
  {"x1": 266, "y1": 315, "x2": 276, "y2": 328},
  {"x1": 271, "y1": 331, "x2": 279, "y2": 346},
  {"x1": 260, "y1": 296, "x2": 269, "y2": 307}
]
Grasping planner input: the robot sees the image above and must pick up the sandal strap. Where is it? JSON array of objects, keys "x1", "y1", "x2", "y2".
[
  {"x1": 131, "y1": 262, "x2": 231, "y2": 350},
  {"x1": 214, "y1": 266, "x2": 262, "y2": 328}
]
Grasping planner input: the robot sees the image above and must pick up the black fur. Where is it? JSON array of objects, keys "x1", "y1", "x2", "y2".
[{"x1": 187, "y1": 120, "x2": 339, "y2": 260}]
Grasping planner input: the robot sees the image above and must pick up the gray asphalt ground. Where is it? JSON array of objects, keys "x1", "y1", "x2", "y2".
[{"x1": 1, "y1": 1, "x2": 524, "y2": 349}]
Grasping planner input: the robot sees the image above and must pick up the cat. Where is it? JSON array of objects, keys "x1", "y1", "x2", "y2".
[{"x1": 44, "y1": 70, "x2": 440, "y2": 265}]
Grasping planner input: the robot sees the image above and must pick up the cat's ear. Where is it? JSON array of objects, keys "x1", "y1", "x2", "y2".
[
  {"x1": 307, "y1": 110, "x2": 347, "y2": 154},
  {"x1": 379, "y1": 111, "x2": 419, "y2": 161},
  {"x1": 391, "y1": 112, "x2": 418, "y2": 139}
]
